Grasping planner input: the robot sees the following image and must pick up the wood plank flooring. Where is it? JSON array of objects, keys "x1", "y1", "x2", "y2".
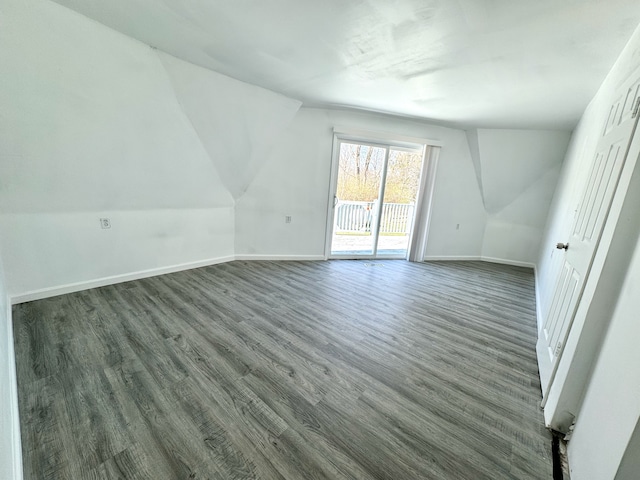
[{"x1": 13, "y1": 260, "x2": 552, "y2": 479}]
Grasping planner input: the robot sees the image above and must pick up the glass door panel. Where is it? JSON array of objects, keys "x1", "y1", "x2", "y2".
[
  {"x1": 376, "y1": 149, "x2": 424, "y2": 257},
  {"x1": 330, "y1": 142, "x2": 386, "y2": 256}
]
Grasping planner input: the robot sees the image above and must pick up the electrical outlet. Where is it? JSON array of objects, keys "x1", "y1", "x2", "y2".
[
  {"x1": 285, "y1": 215, "x2": 292, "y2": 224},
  {"x1": 100, "y1": 218, "x2": 111, "y2": 229}
]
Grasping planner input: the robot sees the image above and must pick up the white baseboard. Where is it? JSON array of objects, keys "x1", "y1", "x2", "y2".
[
  {"x1": 10, "y1": 254, "x2": 327, "y2": 304},
  {"x1": 10, "y1": 253, "x2": 533, "y2": 305},
  {"x1": 5, "y1": 300, "x2": 23, "y2": 480},
  {"x1": 423, "y1": 255, "x2": 482, "y2": 262},
  {"x1": 423, "y1": 255, "x2": 535, "y2": 269},
  {"x1": 234, "y1": 254, "x2": 325, "y2": 261},
  {"x1": 10, "y1": 255, "x2": 235, "y2": 305},
  {"x1": 3, "y1": 249, "x2": 537, "y2": 480},
  {"x1": 480, "y1": 256, "x2": 536, "y2": 269}
]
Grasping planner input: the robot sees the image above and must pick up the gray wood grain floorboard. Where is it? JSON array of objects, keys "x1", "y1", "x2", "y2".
[{"x1": 13, "y1": 260, "x2": 552, "y2": 479}]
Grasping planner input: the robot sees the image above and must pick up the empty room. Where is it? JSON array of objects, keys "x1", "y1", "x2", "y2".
[{"x1": 3, "y1": 1, "x2": 640, "y2": 479}]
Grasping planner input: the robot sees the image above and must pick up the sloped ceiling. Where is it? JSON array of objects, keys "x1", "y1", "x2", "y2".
[
  {"x1": 49, "y1": 0, "x2": 640, "y2": 130},
  {"x1": 0, "y1": 0, "x2": 233, "y2": 213},
  {"x1": 157, "y1": 51, "x2": 302, "y2": 199},
  {"x1": 467, "y1": 128, "x2": 570, "y2": 230}
]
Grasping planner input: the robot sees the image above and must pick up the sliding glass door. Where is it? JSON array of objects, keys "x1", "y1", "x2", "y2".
[
  {"x1": 376, "y1": 148, "x2": 424, "y2": 256},
  {"x1": 328, "y1": 140, "x2": 425, "y2": 258}
]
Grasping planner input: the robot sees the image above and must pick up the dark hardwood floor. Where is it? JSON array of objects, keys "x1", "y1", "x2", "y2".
[{"x1": 13, "y1": 260, "x2": 552, "y2": 479}]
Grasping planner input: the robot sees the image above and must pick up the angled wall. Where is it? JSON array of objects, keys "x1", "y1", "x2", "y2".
[
  {"x1": 0, "y1": 0, "x2": 567, "y2": 299},
  {"x1": 234, "y1": 108, "x2": 488, "y2": 259},
  {"x1": 535, "y1": 21, "x2": 640, "y2": 480},
  {"x1": 0, "y1": 0, "x2": 298, "y2": 299},
  {"x1": 466, "y1": 129, "x2": 570, "y2": 265},
  {"x1": 156, "y1": 52, "x2": 301, "y2": 200},
  {"x1": 0, "y1": 0, "x2": 233, "y2": 297}
]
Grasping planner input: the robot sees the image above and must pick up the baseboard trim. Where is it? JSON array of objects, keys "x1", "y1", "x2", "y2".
[
  {"x1": 4, "y1": 249, "x2": 536, "y2": 479},
  {"x1": 423, "y1": 255, "x2": 535, "y2": 269},
  {"x1": 10, "y1": 253, "x2": 534, "y2": 305},
  {"x1": 234, "y1": 254, "x2": 326, "y2": 261},
  {"x1": 10, "y1": 255, "x2": 236, "y2": 305},
  {"x1": 5, "y1": 300, "x2": 23, "y2": 480},
  {"x1": 10, "y1": 254, "x2": 327, "y2": 304},
  {"x1": 480, "y1": 256, "x2": 536, "y2": 269},
  {"x1": 423, "y1": 255, "x2": 482, "y2": 262}
]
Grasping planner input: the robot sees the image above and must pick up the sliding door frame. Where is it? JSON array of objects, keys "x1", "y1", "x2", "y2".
[{"x1": 324, "y1": 128, "x2": 442, "y2": 261}]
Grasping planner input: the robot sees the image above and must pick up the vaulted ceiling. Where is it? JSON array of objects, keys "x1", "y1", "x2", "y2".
[{"x1": 52, "y1": 0, "x2": 640, "y2": 129}]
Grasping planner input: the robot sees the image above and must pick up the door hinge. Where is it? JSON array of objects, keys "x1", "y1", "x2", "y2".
[{"x1": 633, "y1": 97, "x2": 640, "y2": 119}]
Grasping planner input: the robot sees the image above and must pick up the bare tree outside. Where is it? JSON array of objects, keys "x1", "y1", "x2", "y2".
[
  {"x1": 384, "y1": 149, "x2": 423, "y2": 204},
  {"x1": 331, "y1": 141, "x2": 425, "y2": 256},
  {"x1": 335, "y1": 143, "x2": 422, "y2": 204},
  {"x1": 335, "y1": 143, "x2": 385, "y2": 202}
]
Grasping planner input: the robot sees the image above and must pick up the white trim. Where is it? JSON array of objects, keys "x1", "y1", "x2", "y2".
[
  {"x1": 534, "y1": 262, "x2": 550, "y2": 399},
  {"x1": 9, "y1": 254, "x2": 327, "y2": 305},
  {"x1": 9, "y1": 253, "x2": 533, "y2": 305},
  {"x1": 423, "y1": 255, "x2": 536, "y2": 269},
  {"x1": 324, "y1": 133, "x2": 342, "y2": 259},
  {"x1": 10, "y1": 255, "x2": 235, "y2": 304},
  {"x1": 370, "y1": 147, "x2": 392, "y2": 257},
  {"x1": 326, "y1": 132, "x2": 440, "y2": 261},
  {"x1": 480, "y1": 256, "x2": 536, "y2": 269},
  {"x1": 325, "y1": 255, "x2": 405, "y2": 260},
  {"x1": 409, "y1": 145, "x2": 440, "y2": 262},
  {"x1": 332, "y1": 126, "x2": 442, "y2": 148},
  {"x1": 6, "y1": 299, "x2": 23, "y2": 480},
  {"x1": 424, "y1": 255, "x2": 483, "y2": 262},
  {"x1": 2, "y1": 248, "x2": 535, "y2": 480},
  {"x1": 536, "y1": 336, "x2": 553, "y2": 401},
  {"x1": 234, "y1": 254, "x2": 325, "y2": 262}
]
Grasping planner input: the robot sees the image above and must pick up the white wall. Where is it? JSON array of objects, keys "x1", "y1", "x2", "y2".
[
  {"x1": 0, "y1": 0, "x2": 571, "y2": 300},
  {"x1": 534, "y1": 21, "x2": 640, "y2": 480},
  {"x1": 537, "y1": 24, "x2": 640, "y2": 324},
  {"x1": 0, "y1": 0, "x2": 299, "y2": 299},
  {"x1": 0, "y1": 0, "x2": 232, "y2": 297},
  {"x1": 0, "y1": 0, "x2": 576, "y2": 475},
  {"x1": 235, "y1": 110, "x2": 568, "y2": 264},
  {"x1": 1, "y1": 210, "x2": 235, "y2": 300},
  {"x1": 234, "y1": 107, "x2": 488, "y2": 259},
  {"x1": 538, "y1": 23, "x2": 640, "y2": 431},
  {"x1": 615, "y1": 420, "x2": 640, "y2": 479},
  {"x1": 567, "y1": 232, "x2": 640, "y2": 479},
  {"x1": 155, "y1": 52, "x2": 301, "y2": 200},
  {"x1": 473, "y1": 129, "x2": 570, "y2": 264},
  {"x1": 0, "y1": 250, "x2": 22, "y2": 479}
]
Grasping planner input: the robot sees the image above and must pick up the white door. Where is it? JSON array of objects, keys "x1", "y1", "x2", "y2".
[{"x1": 537, "y1": 74, "x2": 640, "y2": 398}]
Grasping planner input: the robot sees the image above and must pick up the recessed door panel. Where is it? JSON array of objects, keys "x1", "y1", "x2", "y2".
[{"x1": 537, "y1": 74, "x2": 640, "y2": 398}]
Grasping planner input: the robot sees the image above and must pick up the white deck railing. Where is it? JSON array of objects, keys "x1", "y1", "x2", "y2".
[{"x1": 335, "y1": 201, "x2": 414, "y2": 234}]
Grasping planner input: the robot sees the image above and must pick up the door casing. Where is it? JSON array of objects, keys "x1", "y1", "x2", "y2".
[
  {"x1": 324, "y1": 129, "x2": 441, "y2": 260},
  {"x1": 538, "y1": 70, "x2": 640, "y2": 420}
]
